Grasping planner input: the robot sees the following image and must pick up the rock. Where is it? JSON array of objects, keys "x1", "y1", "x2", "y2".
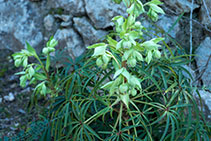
[
  {"x1": 0, "y1": 97, "x2": 2, "y2": 104},
  {"x1": 30, "y1": 0, "x2": 42, "y2": 2},
  {"x1": 195, "y1": 90, "x2": 211, "y2": 121},
  {"x1": 9, "y1": 75, "x2": 18, "y2": 81},
  {"x1": 182, "y1": 65, "x2": 196, "y2": 85},
  {"x1": 10, "y1": 127, "x2": 17, "y2": 131},
  {"x1": 199, "y1": 0, "x2": 211, "y2": 27},
  {"x1": 61, "y1": 22, "x2": 72, "y2": 27},
  {"x1": 18, "y1": 109, "x2": 26, "y2": 114},
  {"x1": 0, "y1": 0, "x2": 44, "y2": 51},
  {"x1": 4, "y1": 92, "x2": 15, "y2": 102},
  {"x1": 48, "y1": 0, "x2": 85, "y2": 16},
  {"x1": 73, "y1": 17, "x2": 108, "y2": 46},
  {"x1": 54, "y1": 28, "x2": 85, "y2": 58},
  {"x1": 10, "y1": 84, "x2": 17, "y2": 89},
  {"x1": 14, "y1": 123, "x2": 19, "y2": 127},
  {"x1": 20, "y1": 87, "x2": 31, "y2": 94},
  {"x1": 156, "y1": 15, "x2": 180, "y2": 38},
  {"x1": 176, "y1": 19, "x2": 205, "y2": 52},
  {"x1": 54, "y1": 14, "x2": 72, "y2": 27},
  {"x1": 142, "y1": 15, "x2": 180, "y2": 43},
  {"x1": 163, "y1": 0, "x2": 199, "y2": 14},
  {"x1": 54, "y1": 14, "x2": 72, "y2": 22},
  {"x1": 195, "y1": 37, "x2": 211, "y2": 88},
  {"x1": 44, "y1": 14, "x2": 55, "y2": 31},
  {"x1": 84, "y1": 0, "x2": 127, "y2": 29}
]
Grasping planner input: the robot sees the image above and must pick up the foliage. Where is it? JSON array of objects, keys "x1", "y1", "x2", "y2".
[{"x1": 9, "y1": 0, "x2": 210, "y2": 140}]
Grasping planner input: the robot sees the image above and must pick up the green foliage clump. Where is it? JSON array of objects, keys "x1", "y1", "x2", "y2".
[{"x1": 10, "y1": 0, "x2": 210, "y2": 140}]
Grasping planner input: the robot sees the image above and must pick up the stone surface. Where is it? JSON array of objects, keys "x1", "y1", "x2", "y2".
[
  {"x1": 200, "y1": 0, "x2": 211, "y2": 27},
  {"x1": 54, "y1": 14, "x2": 72, "y2": 27},
  {"x1": 17, "y1": 109, "x2": 26, "y2": 114},
  {"x1": 142, "y1": 15, "x2": 180, "y2": 43},
  {"x1": 61, "y1": 22, "x2": 72, "y2": 27},
  {"x1": 30, "y1": 0, "x2": 42, "y2": 2},
  {"x1": 84, "y1": 0, "x2": 127, "y2": 29},
  {"x1": 195, "y1": 90, "x2": 211, "y2": 121},
  {"x1": 163, "y1": 0, "x2": 199, "y2": 14},
  {"x1": 48, "y1": 0, "x2": 85, "y2": 16},
  {"x1": 73, "y1": 17, "x2": 108, "y2": 46},
  {"x1": 44, "y1": 14, "x2": 55, "y2": 31},
  {"x1": 157, "y1": 15, "x2": 180, "y2": 38},
  {"x1": 54, "y1": 14, "x2": 72, "y2": 22},
  {"x1": 176, "y1": 18, "x2": 205, "y2": 52},
  {"x1": 195, "y1": 37, "x2": 211, "y2": 88},
  {"x1": 54, "y1": 28, "x2": 85, "y2": 58},
  {"x1": 182, "y1": 65, "x2": 196, "y2": 85},
  {"x1": 0, "y1": 0, "x2": 44, "y2": 51},
  {"x1": 4, "y1": 92, "x2": 15, "y2": 102}
]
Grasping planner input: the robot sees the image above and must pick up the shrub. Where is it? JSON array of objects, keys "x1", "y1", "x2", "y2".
[{"x1": 11, "y1": 0, "x2": 210, "y2": 140}]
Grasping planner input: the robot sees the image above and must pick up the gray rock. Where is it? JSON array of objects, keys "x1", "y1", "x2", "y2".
[
  {"x1": 157, "y1": 15, "x2": 180, "y2": 38},
  {"x1": 30, "y1": 0, "x2": 42, "y2": 2},
  {"x1": 10, "y1": 84, "x2": 17, "y2": 89},
  {"x1": 73, "y1": 17, "x2": 108, "y2": 46},
  {"x1": 48, "y1": 0, "x2": 85, "y2": 16},
  {"x1": 0, "y1": 0, "x2": 44, "y2": 51},
  {"x1": 142, "y1": 15, "x2": 180, "y2": 43},
  {"x1": 84, "y1": 0, "x2": 127, "y2": 29},
  {"x1": 61, "y1": 21, "x2": 72, "y2": 27},
  {"x1": 44, "y1": 14, "x2": 55, "y2": 31},
  {"x1": 54, "y1": 28, "x2": 85, "y2": 58},
  {"x1": 18, "y1": 109, "x2": 26, "y2": 114},
  {"x1": 163, "y1": 0, "x2": 199, "y2": 14},
  {"x1": 4, "y1": 92, "x2": 15, "y2": 102},
  {"x1": 54, "y1": 14, "x2": 72, "y2": 22},
  {"x1": 182, "y1": 65, "x2": 196, "y2": 85},
  {"x1": 195, "y1": 90, "x2": 211, "y2": 121},
  {"x1": 199, "y1": 0, "x2": 211, "y2": 27},
  {"x1": 195, "y1": 37, "x2": 211, "y2": 88},
  {"x1": 54, "y1": 14, "x2": 72, "y2": 27}
]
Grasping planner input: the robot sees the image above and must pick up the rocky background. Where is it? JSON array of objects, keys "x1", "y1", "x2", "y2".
[{"x1": 0, "y1": 0, "x2": 211, "y2": 137}]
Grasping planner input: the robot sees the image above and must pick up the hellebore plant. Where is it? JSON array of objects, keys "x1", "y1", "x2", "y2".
[
  {"x1": 12, "y1": 37, "x2": 58, "y2": 96},
  {"x1": 88, "y1": 0, "x2": 164, "y2": 111},
  {"x1": 11, "y1": 0, "x2": 210, "y2": 140}
]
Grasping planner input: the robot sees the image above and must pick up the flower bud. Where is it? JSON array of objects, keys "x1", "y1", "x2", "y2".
[
  {"x1": 135, "y1": 21, "x2": 141, "y2": 27},
  {"x1": 96, "y1": 57, "x2": 103, "y2": 67},
  {"x1": 119, "y1": 83, "x2": 128, "y2": 93},
  {"x1": 102, "y1": 55, "x2": 109, "y2": 64},
  {"x1": 48, "y1": 47, "x2": 55, "y2": 52},
  {"x1": 123, "y1": 41, "x2": 132, "y2": 49},
  {"x1": 154, "y1": 50, "x2": 161, "y2": 58},
  {"x1": 42, "y1": 48, "x2": 48, "y2": 54},
  {"x1": 128, "y1": 58, "x2": 136, "y2": 67},
  {"x1": 131, "y1": 88, "x2": 137, "y2": 96}
]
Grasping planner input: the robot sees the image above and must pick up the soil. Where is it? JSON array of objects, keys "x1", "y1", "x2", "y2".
[{"x1": 0, "y1": 54, "x2": 37, "y2": 138}]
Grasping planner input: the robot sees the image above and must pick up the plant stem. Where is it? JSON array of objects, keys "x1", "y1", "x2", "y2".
[{"x1": 35, "y1": 55, "x2": 57, "y2": 96}]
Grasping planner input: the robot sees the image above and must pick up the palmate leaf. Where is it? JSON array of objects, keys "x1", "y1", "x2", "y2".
[
  {"x1": 160, "y1": 113, "x2": 170, "y2": 140},
  {"x1": 83, "y1": 124, "x2": 101, "y2": 140}
]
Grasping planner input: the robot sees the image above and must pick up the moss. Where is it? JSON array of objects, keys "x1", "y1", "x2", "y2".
[{"x1": 49, "y1": 8, "x2": 64, "y2": 15}]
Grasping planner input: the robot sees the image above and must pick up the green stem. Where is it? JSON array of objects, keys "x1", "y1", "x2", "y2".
[{"x1": 35, "y1": 55, "x2": 57, "y2": 96}]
